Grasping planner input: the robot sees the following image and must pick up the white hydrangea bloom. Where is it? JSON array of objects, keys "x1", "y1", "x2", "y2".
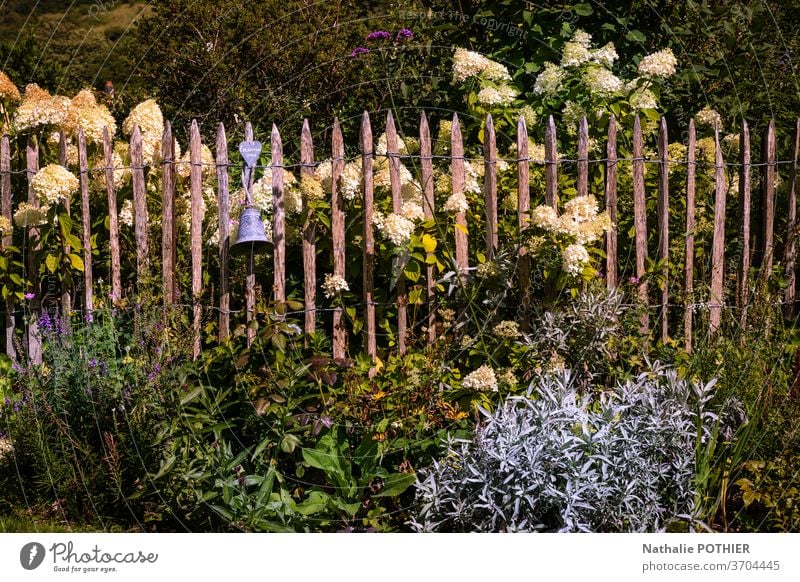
[
  {"x1": 584, "y1": 67, "x2": 624, "y2": 95},
  {"x1": 322, "y1": 273, "x2": 349, "y2": 298},
  {"x1": 530, "y1": 205, "x2": 559, "y2": 230},
  {"x1": 453, "y1": 48, "x2": 511, "y2": 82},
  {"x1": 476, "y1": 84, "x2": 518, "y2": 106},
  {"x1": 444, "y1": 191, "x2": 468, "y2": 214},
  {"x1": 493, "y1": 320, "x2": 521, "y2": 339},
  {"x1": 590, "y1": 42, "x2": 618, "y2": 68},
  {"x1": 637, "y1": 48, "x2": 677, "y2": 78},
  {"x1": 562, "y1": 243, "x2": 591, "y2": 275},
  {"x1": 373, "y1": 211, "x2": 415, "y2": 247},
  {"x1": 561, "y1": 41, "x2": 592, "y2": 67},
  {"x1": 627, "y1": 81, "x2": 658, "y2": 111},
  {"x1": 695, "y1": 106, "x2": 723, "y2": 130},
  {"x1": 462, "y1": 364, "x2": 498, "y2": 392},
  {"x1": 340, "y1": 160, "x2": 362, "y2": 200},
  {"x1": 533, "y1": 62, "x2": 566, "y2": 96},
  {"x1": 119, "y1": 199, "x2": 134, "y2": 228}
]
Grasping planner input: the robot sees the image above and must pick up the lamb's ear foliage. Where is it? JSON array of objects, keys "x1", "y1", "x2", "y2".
[{"x1": 410, "y1": 363, "x2": 727, "y2": 532}]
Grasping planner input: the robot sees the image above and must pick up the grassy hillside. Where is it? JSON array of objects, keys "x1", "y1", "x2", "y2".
[{"x1": 0, "y1": 1, "x2": 151, "y2": 97}]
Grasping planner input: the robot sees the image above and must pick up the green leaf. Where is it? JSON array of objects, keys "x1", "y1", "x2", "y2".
[
  {"x1": 153, "y1": 455, "x2": 176, "y2": 480},
  {"x1": 421, "y1": 233, "x2": 437, "y2": 253},
  {"x1": 372, "y1": 472, "x2": 416, "y2": 498},
  {"x1": 295, "y1": 490, "x2": 328, "y2": 515},
  {"x1": 626, "y1": 30, "x2": 646, "y2": 43},
  {"x1": 180, "y1": 386, "x2": 203, "y2": 405},
  {"x1": 573, "y1": 3, "x2": 593, "y2": 16},
  {"x1": 280, "y1": 433, "x2": 301, "y2": 453},
  {"x1": 303, "y1": 447, "x2": 344, "y2": 477},
  {"x1": 68, "y1": 253, "x2": 84, "y2": 271},
  {"x1": 45, "y1": 254, "x2": 58, "y2": 273}
]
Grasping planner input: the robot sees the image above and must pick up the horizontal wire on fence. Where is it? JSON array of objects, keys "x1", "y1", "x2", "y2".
[{"x1": 0, "y1": 156, "x2": 796, "y2": 177}]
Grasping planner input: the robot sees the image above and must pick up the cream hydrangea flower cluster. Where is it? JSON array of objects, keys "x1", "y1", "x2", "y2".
[
  {"x1": 529, "y1": 195, "x2": 611, "y2": 277},
  {"x1": 637, "y1": 48, "x2": 678, "y2": 78},
  {"x1": 452, "y1": 48, "x2": 517, "y2": 109},
  {"x1": 453, "y1": 48, "x2": 511, "y2": 82},
  {"x1": 13, "y1": 84, "x2": 70, "y2": 131},
  {"x1": 373, "y1": 211, "x2": 416, "y2": 247},
  {"x1": 493, "y1": 320, "x2": 521, "y2": 339},
  {"x1": 322, "y1": 273, "x2": 349, "y2": 298},
  {"x1": 31, "y1": 164, "x2": 79, "y2": 206},
  {"x1": 462, "y1": 364, "x2": 498, "y2": 392},
  {"x1": 119, "y1": 200, "x2": 134, "y2": 228},
  {"x1": 0, "y1": 70, "x2": 20, "y2": 102},
  {"x1": 477, "y1": 84, "x2": 518, "y2": 106},
  {"x1": 122, "y1": 99, "x2": 165, "y2": 165},
  {"x1": 13, "y1": 203, "x2": 48, "y2": 227},
  {"x1": 694, "y1": 106, "x2": 723, "y2": 130},
  {"x1": 61, "y1": 89, "x2": 116, "y2": 144},
  {"x1": 0, "y1": 216, "x2": 12, "y2": 235},
  {"x1": 176, "y1": 143, "x2": 216, "y2": 181}
]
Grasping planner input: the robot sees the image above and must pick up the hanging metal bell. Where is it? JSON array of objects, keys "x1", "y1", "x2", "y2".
[{"x1": 232, "y1": 206, "x2": 271, "y2": 255}]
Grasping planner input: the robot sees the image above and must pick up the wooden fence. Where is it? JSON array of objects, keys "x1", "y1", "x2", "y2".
[{"x1": 1, "y1": 111, "x2": 799, "y2": 364}]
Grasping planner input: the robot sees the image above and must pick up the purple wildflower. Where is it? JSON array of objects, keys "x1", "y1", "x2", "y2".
[
  {"x1": 366, "y1": 30, "x2": 391, "y2": 41},
  {"x1": 38, "y1": 312, "x2": 53, "y2": 332},
  {"x1": 396, "y1": 28, "x2": 413, "y2": 40},
  {"x1": 24, "y1": 292, "x2": 35, "y2": 300},
  {"x1": 4, "y1": 397, "x2": 10, "y2": 407},
  {"x1": 350, "y1": 47, "x2": 370, "y2": 58},
  {"x1": 85, "y1": 386, "x2": 93, "y2": 397},
  {"x1": 85, "y1": 312, "x2": 94, "y2": 323},
  {"x1": 147, "y1": 363, "x2": 161, "y2": 382},
  {"x1": 630, "y1": 276, "x2": 640, "y2": 284}
]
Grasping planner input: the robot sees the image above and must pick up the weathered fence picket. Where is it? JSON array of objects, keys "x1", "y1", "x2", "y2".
[
  {"x1": 360, "y1": 112, "x2": 376, "y2": 360},
  {"x1": 709, "y1": 126, "x2": 727, "y2": 336},
  {"x1": 657, "y1": 118, "x2": 669, "y2": 343},
  {"x1": 762, "y1": 120, "x2": 777, "y2": 279},
  {"x1": 684, "y1": 120, "x2": 697, "y2": 352},
  {"x1": 130, "y1": 125, "x2": 148, "y2": 283},
  {"x1": 420, "y1": 112, "x2": 436, "y2": 345},
  {"x1": 77, "y1": 129, "x2": 93, "y2": 318},
  {"x1": 545, "y1": 115, "x2": 558, "y2": 208},
  {"x1": 605, "y1": 116, "x2": 618, "y2": 290},
  {"x1": 216, "y1": 122, "x2": 230, "y2": 341},
  {"x1": 1, "y1": 135, "x2": 12, "y2": 358},
  {"x1": 102, "y1": 127, "x2": 121, "y2": 303},
  {"x1": 162, "y1": 121, "x2": 176, "y2": 308},
  {"x1": 301, "y1": 119, "x2": 317, "y2": 339},
  {"x1": 271, "y1": 124, "x2": 286, "y2": 308},
  {"x1": 484, "y1": 114, "x2": 498, "y2": 258},
  {"x1": 26, "y1": 138, "x2": 41, "y2": 365},
  {"x1": 189, "y1": 120, "x2": 203, "y2": 359},
  {"x1": 386, "y1": 112, "x2": 406, "y2": 355},
  {"x1": 451, "y1": 114, "x2": 468, "y2": 280},
  {"x1": 517, "y1": 116, "x2": 531, "y2": 330},
  {"x1": 632, "y1": 115, "x2": 649, "y2": 335},
  {"x1": 331, "y1": 118, "x2": 347, "y2": 360},
  {"x1": 577, "y1": 117, "x2": 589, "y2": 198}
]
